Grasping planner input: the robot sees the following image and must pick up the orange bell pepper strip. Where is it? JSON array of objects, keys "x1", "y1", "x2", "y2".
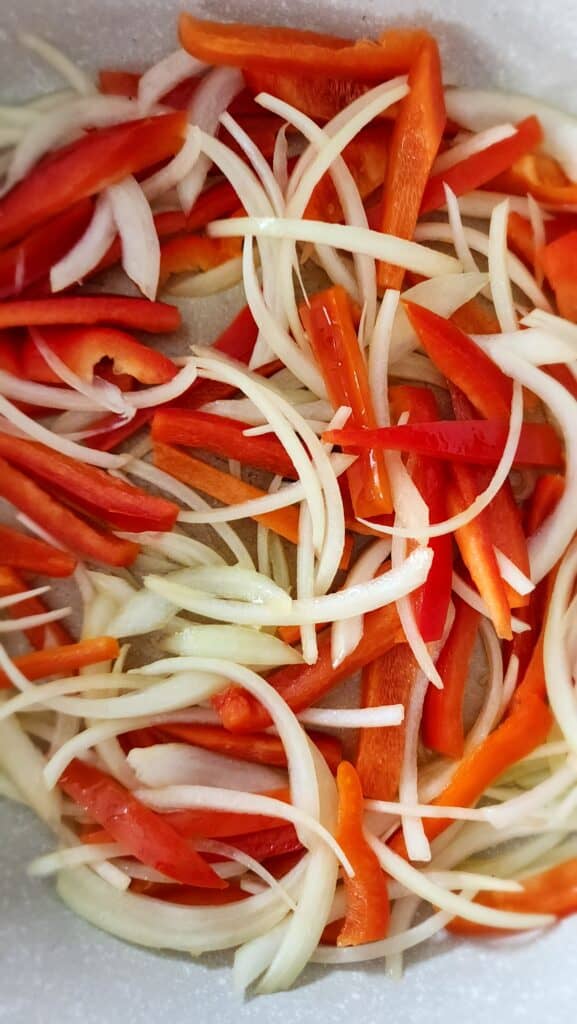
[
  {"x1": 476, "y1": 467, "x2": 531, "y2": 608},
  {"x1": 335, "y1": 762, "x2": 390, "y2": 946},
  {"x1": 488, "y1": 151, "x2": 577, "y2": 207},
  {"x1": 447, "y1": 470, "x2": 512, "y2": 639},
  {"x1": 0, "y1": 566, "x2": 72, "y2": 649},
  {"x1": 355, "y1": 645, "x2": 417, "y2": 801},
  {"x1": 152, "y1": 409, "x2": 298, "y2": 479},
  {"x1": 0, "y1": 523, "x2": 76, "y2": 578},
  {"x1": 506, "y1": 210, "x2": 536, "y2": 268},
  {"x1": 420, "y1": 116, "x2": 543, "y2": 214},
  {"x1": 158, "y1": 722, "x2": 342, "y2": 774},
  {"x1": 447, "y1": 858, "x2": 577, "y2": 935},
  {"x1": 0, "y1": 295, "x2": 180, "y2": 333},
  {"x1": 526, "y1": 474, "x2": 565, "y2": 536},
  {"x1": 0, "y1": 636, "x2": 120, "y2": 689},
  {"x1": 59, "y1": 758, "x2": 226, "y2": 888},
  {"x1": 0, "y1": 201, "x2": 93, "y2": 300},
  {"x1": 21, "y1": 324, "x2": 177, "y2": 386},
  {"x1": 0, "y1": 434, "x2": 178, "y2": 534},
  {"x1": 301, "y1": 285, "x2": 392, "y2": 517},
  {"x1": 405, "y1": 302, "x2": 513, "y2": 420},
  {"x1": 421, "y1": 598, "x2": 480, "y2": 759},
  {"x1": 540, "y1": 231, "x2": 577, "y2": 322},
  {"x1": 451, "y1": 297, "x2": 500, "y2": 336},
  {"x1": 215, "y1": 604, "x2": 404, "y2": 733},
  {"x1": 377, "y1": 39, "x2": 445, "y2": 291},
  {"x1": 0, "y1": 457, "x2": 139, "y2": 567},
  {"x1": 243, "y1": 69, "x2": 390, "y2": 124},
  {"x1": 0, "y1": 112, "x2": 187, "y2": 248},
  {"x1": 98, "y1": 69, "x2": 141, "y2": 98},
  {"x1": 158, "y1": 234, "x2": 242, "y2": 286},
  {"x1": 179, "y1": 15, "x2": 432, "y2": 79},
  {"x1": 389, "y1": 692, "x2": 553, "y2": 856}
]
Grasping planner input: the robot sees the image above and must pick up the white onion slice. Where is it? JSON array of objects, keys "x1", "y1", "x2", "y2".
[
  {"x1": 195, "y1": 838, "x2": 297, "y2": 911},
  {"x1": 107, "y1": 175, "x2": 160, "y2": 299},
  {"x1": 166, "y1": 257, "x2": 243, "y2": 298},
  {"x1": 444, "y1": 185, "x2": 479, "y2": 273},
  {"x1": 298, "y1": 705, "x2": 404, "y2": 729},
  {"x1": 432, "y1": 123, "x2": 516, "y2": 175},
  {"x1": 452, "y1": 571, "x2": 531, "y2": 634},
  {"x1": 220, "y1": 112, "x2": 284, "y2": 216},
  {"x1": 445, "y1": 88, "x2": 577, "y2": 181},
  {"x1": 484, "y1": 759, "x2": 577, "y2": 830},
  {"x1": 209, "y1": 216, "x2": 462, "y2": 279},
  {"x1": 142, "y1": 125, "x2": 201, "y2": 201},
  {"x1": 19, "y1": 33, "x2": 95, "y2": 95},
  {"x1": 0, "y1": 606, "x2": 70, "y2": 634},
  {"x1": 145, "y1": 546, "x2": 432, "y2": 626},
  {"x1": 178, "y1": 67, "x2": 244, "y2": 212},
  {"x1": 161, "y1": 625, "x2": 302, "y2": 666},
  {"x1": 127, "y1": 743, "x2": 285, "y2": 793},
  {"x1": 544, "y1": 540, "x2": 577, "y2": 752},
  {"x1": 312, "y1": 910, "x2": 451, "y2": 964},
  {"x1": 0, "y1": 712, "x2": 61, "y2": 824},
  {"x1": 50, "y1": 192, "x2": 116, "y2": 292},
  {"x1": 272, "y1": 124, "x2": 289, "y2": 194},
  {"x1": 124, "y1": 359, "x2": 197, "y2": 409},
  {"x1": 488, "y1": 199, "x2": 517, "y2": 333},
  {"x1": 474, "y1": 326, "x2": 577, "y2": 365},
  {"x1": 0, "y1": 585, "x2": 50, "y2": 610},
  {"x1": 449, "y1": 190, "x2": 548, "y2": 220},
  {"x1": 296, "y1": 505, "x2": 318, "y2": 665},
  {"x1": 495, "y1": 548, "x2": 535, "y2": 596},
  {"x1": 138, "y1": 49, "x2": 206, "y2": 113},
  {"x1": 368, "y1": 290, "x2": 400, "y2": 425}
]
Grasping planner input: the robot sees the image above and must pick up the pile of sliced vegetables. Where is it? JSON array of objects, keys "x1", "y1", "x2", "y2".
[{"x1": 2, "y1": 13, "x2": 577, "y2": 994}]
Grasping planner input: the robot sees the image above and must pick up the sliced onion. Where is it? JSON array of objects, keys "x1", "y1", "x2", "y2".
[
  {"x1": 220, "y1": 112, "x2": 284, "y2": 216},
  {"x1": 474, "y1": 326, "x2": 577, "y2": 365},
  {"x1": 178, "y1": 67, "x2": 244, "y2": 213},
  {"x1": 484, "y1": 759, "x2": 577, "y2": 830},
  {"x1": 272, "y1": 124, "x2": 289, "y2": 194},
  {"x1": 124, "y1": 359, "x2": 197, "y2": 409},
  {"x1": 0, "y1": 605, "x2": 70, "y2": 634},
  {"x1": 18, "y1": 32, "x2": 95, "y2": 95},
  {"x1": 161, "y1": 625, "x2": 302, "y2": 666},
  {"x1": 28, "y1": 842, "x2": 124, "y2": 878},
  {"x1": 544, "y1": 540, "x2": 577, "y2": 752},
  {"x1": 138, "y1": 49, "x2": 206, "y2": 113},
  {"x1": 0, "y1": 674, "x2": 147, "y2": 721},
  {"x1": 368, "y1": 289, "x2": 400, "y2": 425},
  {"x1": 164, "y1": 565, "x2": 292, "y2": 607},
  {"x1": 488, "y1": 199, "x2": 517, "y2": 332},
  {"x1": 0, "y1": 713, "x2": 61, "y2": 824},
  {"x1": 495, "y1": 548, "x2": 535, "y2": 596},
  {"x1": 330, "y1": 538, "x2": 391, "y2": 668},
  {"x1": 128, "y1": 743, "x2": 285, "y2": 792},
  {"x1": 432, "y1": 123, "x2": 516, "y2": 175},
  {"x1": 142, "y1": 125, "x2": 201, "y2": 201},
  {"x1": 452, "y1": 571, "x2": 531, "y2": 634},
  {"x1": 0, "y1": 585, "x2": 50, "y2": 610},
  {"x1": 209, "y1": 216, "x2": 462, "y2": 279},
  {"x1": 298, "y1": 705, "x2": 404, "y2": 729},
  {"x1": 312, "y1": 910, "x2": 451, "y2": 964},
  {"x1": 50, "y1": 192, "x2": 116, "y2": 292},
  {"x1": 445, "y1": 88, "x2": 577, "y2": 180},
  {"x1": 166, "y1": 257, "x2": 243, "y2": 298},
  {"x1": 106, "y1": 590, "x2": 178, "y2": 638},
  {"x1": 448, "y1": 190, "x2": 548, "y2": 220},
  {"x1": 444, "y1": 185, "x2": 479, "y2": 273},
  {"x1": 121, "y1": 530, "x2": 225, "y2": 568},
  {"x1": 107, "y1": 175, "x2": 160, "y2": 299},
  {"x1": 195, "y1": 838, "x2": 296, "y2": 911}
]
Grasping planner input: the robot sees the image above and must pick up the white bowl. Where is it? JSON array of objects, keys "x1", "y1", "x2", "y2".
[{"x1": 1, "y1": 2, "x2": 576, "y2": 1021}]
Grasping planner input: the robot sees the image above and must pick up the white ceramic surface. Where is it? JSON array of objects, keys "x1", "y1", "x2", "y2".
[{"x1": 1, "y1": 2, "x2": 576, "y2": 1021}]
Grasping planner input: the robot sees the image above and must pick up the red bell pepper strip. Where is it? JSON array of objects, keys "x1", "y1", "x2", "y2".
[
  {"x1": 59, "y1": 758, "x2": 226, "y2": 888},
  {"x1": 389, "y1": 693, "x2": 553, "y2": 856},
  {"x1": 151, "y1": 409, "x2": 298, "y2": 479},
  {"x1": 447, "y1": 469, "x2": 512, "y2": 639},
  {"x1": 0, "y1": 330, "x2": 22, "y2": 376},
  {"x1": 335, "y1": 761, "x2": 390, "y2": 946},
  {"x1": 0, "y1": 434, "x2": 178, "y2": 534},
  {"x1": 21, "y1": 324, "x2": 177, "y2": 386},
  {"x1": 506, "y1": 211, "x2": 537, "y2": 268},
  {"x1": 0, "y1": 636, "x2": 120, "y2": 690},
  {"x1": 405, "y1": 302, "x2": 513, "y2": 420},
  {"x1": 0, "y1": 566, "x2": 73, "y2": 649},
  {"x1": 378, "y1": 39, "x2": 445, "y2": 290},
  {"x1": 86, "y1": 408, "x2": 154, "y2": 453},
  {"x1": 0, "y1": 295, "x2": 180, "y2": 333},
  {"x1": 0, "y1": 112, "x2": 187, "y2": 248},
  {"x1": 420, "y1": 116, "x2": 543, "y2": 214},
  {"x1": 421, "y1": 598, "x2": 480, "y2": 758},
  {"x1": 132, "y1": 882, "x2": 246, "y2": 906},
  {"x1": 0, "y1": 523, "x2": 76, "y2": 578},
  {"x1": 0, "y1": 201, "x2": 93, "y2": 300},
  {"x1": 215, "y1": 604, "x2": 403, "y2": 733},
  {"x1": 179, "y1": 15, "x2": 432, "y2": 79},
  {"x1": 304, "y1": 128, "x2": 389, "y2": 223},
  {"x1": 301, "y1": 285, "x2": 392, "y2": 517},
  {"x1": 541, "y1": 231, "x2": 577, "y2": 322},
  {"x1": 244, "y1": 68, "x2": 400, "y2": 123},
  {"x1": 488, "y1": 152, "x2": 577, "y2": 207},
  {"x1": 224, "y1": 823, "x2": 302, "y2": 863},
  {"x1": 447, "y1": 858, "x2": 577, "y2": 935},
  {"x1": 323, "y1": 419, "x2": 563, "y2": 470},
  {"x1": 98, "y1": 69, "x2": 141, "y2": 98},
  {"x1": 355, "y1": 645, "x2": 416, "y2": 800},
  {"x1": 388, "y1": 383, "x2": 452, "y2": 643},
  {"x1": 158, "y1": 722, "x2": 342, "y2": 774},
  {"x1": 0, "y1": 456, "x2": 139, "y2": 567},
  {"x1": 159, "y1": 233, "x2": 242, "y2": 285},
  {"x1": 451, "y1": 298, "x2": 500, "y2": 336}
]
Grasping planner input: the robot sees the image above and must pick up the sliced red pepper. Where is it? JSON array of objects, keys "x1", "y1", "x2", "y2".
[
  {"x1": 335, "y1": 761, "x2": 390, "y2": 946},
  {"x1": 179, "y1": 15, "x2": 432, "y2": 79},
  {"x1": 0, "y1": 329, "x2": 22, "y2": 376},
  {"x1": 305, "y1": 127, "x2": 389, "y2": 223},
  {"x1": 0, "y1": 636, "x2": 120, "y2": 689},
  {"x1": 405, "y1": 302, "x2": 513, "y2": 420},
  {"x1": 447, "y1": 858, "x2": 577, "y2": 935},
  {"x1": 244, "y1": 68, "x2": 401, "y2": 123},
  {"x1": 0, "y1": 433, "x2": 178, "y2": 533},
  {"x1": 451, "y1": 297, "x2": 500, "y2": 336},
  {"x1": 151, "y1": 409, "x2": 298, "y2": 479},
  {"x1": 507, "y1": 211, "x2": 536, "y2": 268},
  {"x1": 158, "y1": 721, "x2": 342, "y2": 774},
  {"x1": 0, "y1": 566, "x2": 73, "y2": 649},
  {"x1": 0, "y1": 457, "x2": 138, "y2": 567},
  {"x1": 378, "y1": 39, "x2": 445, "y2": 290},
  {"x1": 225, "y1": 823, "x2": 302, "y2": 862},
  {"x1": 540, "y1": 231, "x2": 577, "y2": 322},
  {"x1": 487, "y1": 151, "x2": 577, "y2": 207},
  {"x1": 215, "y1": 604, "x2": 403, "y2": 733},
  {"x1": 421, "y1": 598, "x2": 480, "y2": 758},
  {"x1": 389, "y1": 693, "x2": 553, "y2": 856},
  {"x1": 159, "y1": 233, "x2": 242, "y2": 285},
  {"x1": 0, "y1": 523, "x2": 76, "y2": 578},
  {"x1": 355, "y1": 645, "x2": 416, "y2": 800},
  {"x1": 526, "y1": 473, "x2": 565, "y2": 536},
  {"x1": 324, "y1": 418, "x2": 563, "y2": 470},
  {"x1": 131, "y1": 881, "x2": 246, "y2": 906},
  {"x1": 0, "y1": 296, "x2": 180, "y2": 333},
  {"x1": 59, "y1": 758, "x2": 225, "y2": 888},
  {"x1": 420, "y1": 116, "x2": 543, "y2": 214},
  {"x1": 21, "y1": 325, "x2": 177, "y2": 386},
  {"x1": 476, "y1": 467, "x2": 531, "y2": 608},
  {"x1": 0, "y1": 201, "x2": 93, "y2": 300},
  {"x1": 98, "y1": 69, "x2": 141, "y2": 98},
  {"x1": 302, "y1": 285, "x2": 392, "y2": 517},
  {"x1": 0, "y1": 112, "x2": 187, "y2": 248}
]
